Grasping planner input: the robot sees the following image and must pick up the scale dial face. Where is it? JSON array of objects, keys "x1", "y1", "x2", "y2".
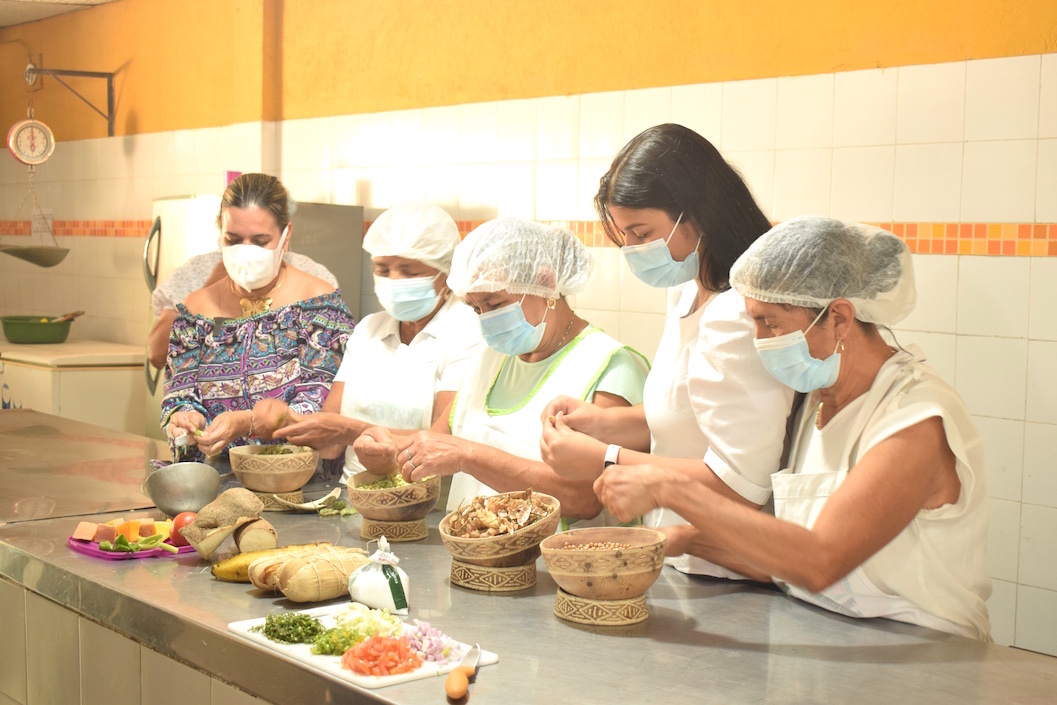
[{"x1": 7, "y1": 119, "x2": 55, "y2": 166}]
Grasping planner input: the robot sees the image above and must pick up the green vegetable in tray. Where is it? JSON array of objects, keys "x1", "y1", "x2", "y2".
[
  {"x1": 98, "y1": 532, "x2": 179, "y2": 554},
  {"x1": 249, "y1": 612, "x2": 326, "y2": 644},
  {"x1": 311, "y1": 604, "x2": 401, "y2": 655}
]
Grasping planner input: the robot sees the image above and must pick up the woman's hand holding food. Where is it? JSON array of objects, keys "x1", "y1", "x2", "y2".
[
  {"x1": 167, "y1": 410, "x2": 207, "y2": 446},
  {"x1": 540, "y1": 396, "x2": 605, "y2": 437},
  {"x1": 593, "y1": 463, "x2": 681, "y2": 524},
  {"x1": 352, "y1": 426, "x2": 400, "y2": 474},
  {"x1": 540, "y1": 412, "x2": 607, "y2": 480},
  {"x1": 396, "y1": 431, "x2": 467, "y2": 482},
  {"x1": 251, "y1": 398, "x2": 301, "y2": 441},
  {"x1": 196, "y1": 410, "x2": 251, "y2": 457},
  {"x1": 273, "y1": 411, "x2": 346, "y2": 448}
]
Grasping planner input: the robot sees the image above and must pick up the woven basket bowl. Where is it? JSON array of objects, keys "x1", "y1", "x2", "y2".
[
  {"x1": 439, "y1": 491, "x2": 561, "y2": 568},
  {"x1": 540, "y1": 526, "x2": 667, "y2": 600},
  {"x1": 228, "y1": 444, "x2": 318, "y2": 493}
]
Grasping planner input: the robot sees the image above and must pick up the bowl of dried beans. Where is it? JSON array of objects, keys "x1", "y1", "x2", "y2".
[
  {"x1": 439, "y1": 490, "x2": 560, "y2": 567},
  {"x1": 540, "y1": 526, "x2": 667, "y2": 600}
]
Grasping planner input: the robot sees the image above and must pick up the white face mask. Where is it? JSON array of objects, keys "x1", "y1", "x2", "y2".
[{"x1": 223, "y1": 225, "x2": 288, "y2": 291}]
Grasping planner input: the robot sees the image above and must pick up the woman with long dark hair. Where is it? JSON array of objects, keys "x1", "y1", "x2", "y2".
[{"x1": 541, "y1": 124, "x2": 795, "y2": 573}]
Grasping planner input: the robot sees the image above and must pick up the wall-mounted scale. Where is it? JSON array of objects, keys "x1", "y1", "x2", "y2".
[
  {"x1": 1, "y1": 62, "x2": 115, "y2": 268},
  {"x1": 1, "y1": 105, "x2": 67, "y2": 267}
]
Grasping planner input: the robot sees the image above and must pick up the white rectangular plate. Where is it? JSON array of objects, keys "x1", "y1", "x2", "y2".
[{"x1": 228, "y1": 603, "x2": 498, "y2": 690}]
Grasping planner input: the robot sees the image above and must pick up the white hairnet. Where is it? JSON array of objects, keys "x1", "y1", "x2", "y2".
[
  {"x1": 363, "y1": 203, "x2": 461, "y2": 274},
  {"x1": 447, "y1": 218, "x2": 591, "y2": 299},
  {"x1": 729, "y1": 215, "x2": 916, "y2": 325}
]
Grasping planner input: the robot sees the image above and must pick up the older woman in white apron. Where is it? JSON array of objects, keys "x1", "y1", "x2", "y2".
[
  {"x1": 594, "y1": 216, "x2": 991, "y2": 640},
  {"x1": 354, "y1": 218, "x2": 649, "y2": 523},
  {"x1": 256, "y1": 204, "x2": 482, "y2": 483}
]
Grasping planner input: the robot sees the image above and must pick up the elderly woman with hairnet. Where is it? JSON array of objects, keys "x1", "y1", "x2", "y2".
[
  {"x1": 354, "y1": 218, "x2": 650, "y2": 522},
  {"x1": 253, "y1": 204, "x2": 483, "y2": 483},
  {"x1": 595, "y1": 216, "x2": 991, "y2": 640}
]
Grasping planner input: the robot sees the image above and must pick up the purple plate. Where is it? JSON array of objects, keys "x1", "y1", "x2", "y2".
[{"x1": 67, "y1": 536, "x2": 195, "y2": 561}]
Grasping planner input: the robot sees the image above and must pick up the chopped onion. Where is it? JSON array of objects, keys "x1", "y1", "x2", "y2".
[{"x1": 405, "y1": 620, "x2": 462, "y2": 663}]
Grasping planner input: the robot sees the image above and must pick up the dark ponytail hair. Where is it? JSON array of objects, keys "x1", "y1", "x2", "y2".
[
  {"x1": 595, "y1": 124, "x2": 771, "y2": 292},
  {"x1": 216, "y1": 173, "x2": 290, "y2": 231}
]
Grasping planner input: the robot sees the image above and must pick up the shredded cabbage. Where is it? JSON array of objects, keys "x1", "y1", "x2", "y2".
[{"x1": 311, "y1": 603, "x2": 402, "y2": 655}]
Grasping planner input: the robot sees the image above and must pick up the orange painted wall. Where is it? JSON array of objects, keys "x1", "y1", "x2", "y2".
[{"x1": 2, "y1": 0, "x2": 1055, "y2": 139}]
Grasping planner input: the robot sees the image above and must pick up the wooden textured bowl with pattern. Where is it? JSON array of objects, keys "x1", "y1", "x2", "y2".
[
  {"x1": 540, "y1": 526, "x2": 666, "y2": 601},
  {"x1": 439, "y1": 492, "x2": 561, "y2": 568},
  {"x1": 228, "y1": 445, "x2": 318, "y2": 493},
  {"x1": 346, "y1": 472, "x2": 441, "y2": 522}
]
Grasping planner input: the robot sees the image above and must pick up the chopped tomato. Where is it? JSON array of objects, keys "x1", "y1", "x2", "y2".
[{"x1": 341, "y1": 635, "x2": 422, "y2": 676}]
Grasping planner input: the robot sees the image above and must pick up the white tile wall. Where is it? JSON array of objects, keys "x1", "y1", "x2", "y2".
[
  {"x1": 1019, "y1": 504, "x2": 1057, "y2": 591},
  {"x1": 1037, "y1": 139, "x2": 1057, "y2": 222},
  {"x1": 896, "y1": 61, "x2": 966, "y2": 144},
  {"x1": 1023, "y1": 422, "x2": 1057, "y2": 508},
  {"x1": 955, "y1": 336, "x2": 1028, "y2": 419},
  {"x1": 0, "y1": 579, "x2": 25, "y2": 704},
  {"x1": 964, "y1": 55, "x2": 1041, "y2": 142},
  {"x1": 956, "y1": 256, "x2": 1030, "y2": 338},
  {"x1": 987, "y1": 498, "x2": 1021, "y2": 582},
  {"x1": 961, "y1": 140, "x2": 1039, "y2": 222},
  {"x1": 721, "y1": 78, "x2": 777, "y2": 151},
  {"x1": 81, "y1": 618, "x2": 140, "y2": 705},
  {"x1": 772, "y1": 149, "x2": 832, "y2": 220},
  {"x1": 830, "y1": 146, "x2": 895, "y2": 221},
  {"x1": 893, "y1": 143, "x2": 963, "y2": 222},
  {"x1": 899, "y1": 254, "x2": 959, "y2": 333},
  {"x1": 5, "y1": 51, "x2": 1057, "y2": 655},
  {"x1": 1015, "y1": 585, "x2": 1057, "y2": 656},
  {"x1": 1025, "y1": 341, "x2": 1057, "y2": 424},
  {"x1": 975, "y1": 416, "x2": 1025, "y2": 502},
  {"x1": 671, "y1": 82, "x2": 723, "y2": 145},
  {"x1": 776, "y1": 74, "x2": 834, "y2": 149},
  {"x1": 140, "y1": 646, "x2": 211, "y2": 705}
]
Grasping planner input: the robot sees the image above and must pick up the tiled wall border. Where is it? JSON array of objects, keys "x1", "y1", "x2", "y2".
[{"x1": 4, "y1": 219, "x2": 1057, "y2": 256}]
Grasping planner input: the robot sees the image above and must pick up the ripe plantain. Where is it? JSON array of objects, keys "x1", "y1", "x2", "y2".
[{"x1": 210, "y1": 542, "x2": 331, "y2": 583}]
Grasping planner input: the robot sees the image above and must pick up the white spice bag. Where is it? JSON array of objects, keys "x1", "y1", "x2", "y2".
[{"x1": 347, "y1": 536, "x2": 410, "y2": 615}]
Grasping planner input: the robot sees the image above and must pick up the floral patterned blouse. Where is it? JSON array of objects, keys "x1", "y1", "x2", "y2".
[{"x1": 160, "y1": 291, "x2": 355, "y2": 457}]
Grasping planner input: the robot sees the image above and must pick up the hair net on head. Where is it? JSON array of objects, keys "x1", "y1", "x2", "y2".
[
  {"x1": 363, "y1": 203, "x2": 461, "y2": 274},
  {"x1": 447, "y1": 218, "x2": 591, "y2": 299},
  {"x1": 729, "y1": 215, "x2": 916, "y2": 325}
]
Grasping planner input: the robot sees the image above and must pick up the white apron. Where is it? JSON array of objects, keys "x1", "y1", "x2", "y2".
[
  {"x1": 340, "y1": 339, "x2": 438, "y2": 480},
  {"x1": 448, "y1": 330, "x2": 627, "y2": 528},
  {"x1": 771, "y1": 358, "x2": 973, "y2": 637}
]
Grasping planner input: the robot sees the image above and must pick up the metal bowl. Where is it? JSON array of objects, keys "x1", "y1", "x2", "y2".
[{"x1": 143, "y1": 462, "x2": 221, "y2": 518}]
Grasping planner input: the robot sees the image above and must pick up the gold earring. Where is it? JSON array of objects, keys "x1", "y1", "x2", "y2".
[{"x1": 546, "y1": 297, "x2": 557, "y2": 310}]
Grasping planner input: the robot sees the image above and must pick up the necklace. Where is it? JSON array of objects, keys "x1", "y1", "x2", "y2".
[
  {"x1": 815, "y1": 400, "x2": 825, "y2": 429},
  {"x1": 550, "y1": 315, "x2": 578, "y2": 356},
  {"x1": 231, "y1": 270, "x2": 285, "y2": 316}
]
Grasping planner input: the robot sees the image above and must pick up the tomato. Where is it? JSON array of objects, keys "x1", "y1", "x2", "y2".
[{"x1": 169, "y1": 512, "x2": 196, "y2": 547}]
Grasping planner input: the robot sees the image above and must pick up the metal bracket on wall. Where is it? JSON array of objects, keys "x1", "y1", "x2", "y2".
[{"x1": 24, "y1": 62, "x2": 115, "y2": 136}]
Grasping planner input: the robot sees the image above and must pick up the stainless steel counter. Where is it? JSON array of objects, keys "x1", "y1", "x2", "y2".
[
  {"x1": 0, "y1": 410, "x2": 166, "y2": 523},
  {"x1": 1, "y1": 411, "x2": 1055, "y2": 704}
]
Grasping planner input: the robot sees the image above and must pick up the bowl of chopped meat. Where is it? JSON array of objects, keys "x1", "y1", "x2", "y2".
[{"x1": 439, "y1": 490, "x2": 560, "y2": 568}]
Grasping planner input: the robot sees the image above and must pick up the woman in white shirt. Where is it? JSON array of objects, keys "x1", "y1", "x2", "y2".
[
  {"x1": 595, "y1": 217, "x2": 991, "y2": 640},
  {"x1": 541, "y1": 124, "x2": 795, "y2": 570},
  {"x1": 256, "y1": 204, "x2": 482, "y2": 483}
]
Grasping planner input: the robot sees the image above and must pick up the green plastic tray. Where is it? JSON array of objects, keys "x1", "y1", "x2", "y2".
[{"x1": 0, "y1": 315, "x2": 72, "y2": 344}]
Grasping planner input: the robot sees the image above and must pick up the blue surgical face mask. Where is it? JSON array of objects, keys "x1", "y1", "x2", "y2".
[
  {"x1": 620, "y1": 212, "x2": 699, "y2": 288},
  {"x1": 477, "y1": 297, "x2": 547, "y2": 356},
  {"x1": 754, "y1": 307, "x2": 841, "y2": 393},
  {"x1": 373, "y1": 274, "x2": 441, "y2": 322}
]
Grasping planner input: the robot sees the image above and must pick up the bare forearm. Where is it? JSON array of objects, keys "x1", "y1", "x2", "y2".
[
  {"x1": 461, "y1": 443, "x2": 602, "y2": 520},
  {"x1": 592, "y1": 404, "x2": 651, "y2": 451},
  {"x1": 615, "y1": 450, "x2": 760, "y2": 507},
  {"x1": 656, "y1": 481, "x2": 844, "y2": 591}
]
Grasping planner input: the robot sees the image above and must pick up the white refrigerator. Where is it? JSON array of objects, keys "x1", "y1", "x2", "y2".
[{"x1": 142, "y1": 196, "x2": 363, "y2": 439}]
